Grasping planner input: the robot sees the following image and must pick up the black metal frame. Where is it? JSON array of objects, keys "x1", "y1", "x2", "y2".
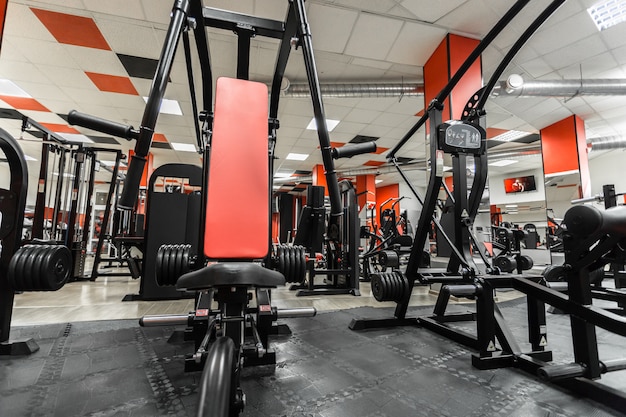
[{"x1": 0, "y1": 127, "x2": 36, "y2": 354}]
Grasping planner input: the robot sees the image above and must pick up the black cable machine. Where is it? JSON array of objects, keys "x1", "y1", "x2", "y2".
[
  {"x1": 0, "y1": 127, "x2": 72, "y2": 356},
  {"x1": 349, "y1": 0, "x2": 626, "y2": 412},
  {"x1": 23, "y1": 116, "x2": 125, "y2": 281},
  {"x1": 67, "y1": 0, "x2": 375, "y2": 414}
]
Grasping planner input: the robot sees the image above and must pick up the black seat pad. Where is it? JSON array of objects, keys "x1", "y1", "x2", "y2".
[{"x1": 176, "y1": 262, "x2": 285, "y2": 291}]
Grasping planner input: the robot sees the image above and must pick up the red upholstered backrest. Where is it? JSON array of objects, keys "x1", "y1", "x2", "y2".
[{"x1": 204, "y1": 77, "x2": 269, "y2": 259}]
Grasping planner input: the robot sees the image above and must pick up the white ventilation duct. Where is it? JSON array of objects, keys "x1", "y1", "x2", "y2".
[
  {"x1": 282, "y1": 82, "x2": 424, "y2": 98},
  {"x1": 587, "y1": 135, "x2": 626, "y2": 151},
  {"x1": 493, "y1": 74, "x2": 626, "y2": 97}
]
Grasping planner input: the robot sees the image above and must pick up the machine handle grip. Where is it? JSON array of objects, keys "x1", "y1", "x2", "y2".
[
  {"x1": 118, "y1": 155, "x2": 146, "y2": 210},
  {"x1": 332, "y1": 141, "x2": 377, "y2": 159},
  {"x1": 68, "y1": 110, "x2": 138, "y2": 140}
]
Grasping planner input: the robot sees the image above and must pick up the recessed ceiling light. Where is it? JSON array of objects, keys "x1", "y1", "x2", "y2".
[
  {"x1": 306, "y1": 118, "x2": 340, "y2": 132},
  {"x1": 286, "y1": 152, "x2": 309, "y2": 161},
  {"x1": 143, "y1": 97, "x2": 183, "y2": 115},
  {"x1": 588, "y1": 0, "x2": 626, "y2": 31},
  {"x1": 171, "y1": 142, "x2": 196, "y2": 152},
  {"x1": 505, "y1": 204, "x2": 518, "y2": 208},
  {"x1": 490, "y1": 130, "x2": 530, "y2": 142},
  {"x1": 489, "y1": 159, "x2": 518, "y2": 167},
  {"x1": 375, "y1": 179, "x2": 383, "y2": 184},
  {"x1": 0, "y1": 79, "x2": 31, "y2": 97}
]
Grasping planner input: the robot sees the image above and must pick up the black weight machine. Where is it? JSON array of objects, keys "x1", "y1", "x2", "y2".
[
  {"x1": 0, "y1": 127, "x2": 72, "y2": 356},
  {"x1": 360, "y1": 196, "x2": 416, "y2": 282},
  {"x1": 23, "y1": 116, "x2": 125, "y2": 281},
  {"x1": 286, "y1": 173, "x2": 368, "y2": 297},
  {"x1": 351, "y1": 0, "x2": 626, "y2": 412},
  {"x1": 491, "y1": 223, "x2": 534, "y2": 273},
  {"x1": 67, "y1": 0, "x2": 375, "y2": 414}
]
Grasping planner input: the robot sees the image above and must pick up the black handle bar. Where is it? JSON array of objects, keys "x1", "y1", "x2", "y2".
[
  {"x1": 332, "y1": 141, "x2": 377, "y2": 159},
  {"x1": 68, "y1": 110, "x2": 139, "y2": 141}
]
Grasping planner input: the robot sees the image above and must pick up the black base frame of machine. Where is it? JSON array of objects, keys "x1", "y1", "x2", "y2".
[
  {"x1": 348, "y1": 0, "x2": 626, "y2": 414},
  {"x1": 67, "y1": 1, "x2": 375, "y2": 415}
]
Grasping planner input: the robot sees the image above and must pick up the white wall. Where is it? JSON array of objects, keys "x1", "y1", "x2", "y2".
[
  {"x1": 488, "y1": 167, "x2": 546, "y2": 206},
  {"x1": 589, "y1": 151, "x2": 626, "y2": 197}
]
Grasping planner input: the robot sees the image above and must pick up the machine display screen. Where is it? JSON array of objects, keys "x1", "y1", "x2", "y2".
[{"x1": 443, "y1": 123, "x2": 482, "y2": 149}]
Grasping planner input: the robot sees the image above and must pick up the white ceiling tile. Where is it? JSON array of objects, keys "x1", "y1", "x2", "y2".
[
  {"x1": 330, "y1": 0, "x2": 397, "y2": 15},
  {"x1": 5, "y1": 3, "x2": 56, "y2": 41},
  {"x1": 529, "y1": 12, "x2": 597, "y2": 56},
  {"x1": 97, "y1": 19, "x2": 163, "y2": 58},
  {"x1": 332, "y1": 120, "x2": 366, "y2": 134},
  {"x1": 386, "y1": 21, "x2": 447, "y2": 66},
  {"x1": 517, "y1": 57, "x2": 555, "y2": 79},
  {"x1": 63, "y1": 45, "x2": 125, "y2": 75},
  {"x1": 307, "y1": 4, "x2": 358, "y2": 54},
  {"x1": 400, "y1": 0, "x2": 466, "y2": 23},
  {"x1": 344, "y1": 14, "x2": 403, "y2": 61},
  {"x1": 140, "y1": 0, "x2": 173, "y2": 25},
  {"x1": 12, "y1": 37, "x2": 78, "y2": 68},
  {"x1": 82, "y1": 0, "x2": 147, "y2": 20},
  {"x1": 0, "y1": 60, "x2": 50, "y2": 84},
  {"x1": 344, "y1": 108, "x2": 381, "y2": 124}
]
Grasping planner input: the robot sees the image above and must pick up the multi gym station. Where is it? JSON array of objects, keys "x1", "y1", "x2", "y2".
[{"x1": 3, "y1": 0, "x2": 626, "y2": 415}]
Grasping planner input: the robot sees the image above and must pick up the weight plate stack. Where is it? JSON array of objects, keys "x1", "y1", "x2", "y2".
[
  {"x1": 378, "y1": 250, "x2": 400, "y2": 269},
  {"x1": 156, "y1": 244, "x2": 192, "y2": 286},
  {"x1": 371, "y1": 271, "x2": 409, "y2": 302},
  {"x1": 8, "y1": 244, "x2": 72, "y2": 291}
]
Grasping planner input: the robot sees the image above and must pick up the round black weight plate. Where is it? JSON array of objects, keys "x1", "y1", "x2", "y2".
[
  {"x1": 494, "y1": 255, "x2": 514, "y2": 273},
  {"x1": 173, "y1": 244, "x2": 184, "y2": 285},
  {"x1": 519, "y1": 254, "x2": 534, "y2": 271},
  {"x1": 156, "y1": 245, "x2": 166, "y2": 286},
  {"x1": 8, "y1": 245, "x2": 32, "y2": 290},
  {"x1": 542, "y1": 265, "x2": 565, "y2": 282},
  {"x1": 181, "y1": 245, "x2": 191, "y2": 275},
  {"x1": 297, "y1": 246, "x2": 306, "y2": 284},
  {"x1": 30, "y1": 245, "x2": 49, "y2": 290},
  {"x1": 371, "y1": 273, "x2": 385, "y2": 301},
  {"x1": 162, "y1": 245, "x2": 173, "y2": 286},
  {"x1": 41, "y1": 245, "x2": 72, "y2": 291},
  {"x1": 288, "y1": 246, "x2": 296, "y2": 283},
  {"x1": 390, "y1": 271, "x2": 400, "y2": 301},
  {"x1": 277, "y1": 245, "x2": 286, "y2": 276},
  {"x1": 19, "y1": 245, "x2": 39, "y2": 291},
  {"x1": 291, "y1": 246, "x2": 300, "y2": 284}
]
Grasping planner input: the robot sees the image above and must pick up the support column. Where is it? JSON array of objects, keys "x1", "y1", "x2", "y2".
[
  {"x1": 541, "y1": 115, "x2": 591, "y2": 199},
  {"x1": 356, "y1": 174, "x2": 376, "y2": 214},
  {"x1": 312, "y1": 164, "x2": 328, "y2": 196},
  {"x1": 424, "y1": 34, "x2": 482, "y2": 120}
]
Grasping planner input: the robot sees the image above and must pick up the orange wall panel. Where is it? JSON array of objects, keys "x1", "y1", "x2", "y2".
[
  {"x1": 376, "y1": 184, "x2": 400, "y2": 221},
  {"x1": 356, "y1": 174, "x2": 376, "y2": 213},
  {"x1": 312, "y1": 164, "x2": 328, "y2": 196},
  {"x1": 448, "y1": 34, "x2": 482, "y2": 120},
  {"x1": 541, "y1": 116, "x2": 581, "y2": 175},
  {"x1": 0, "y1": 0, "x2": 8, "y2": 51}
]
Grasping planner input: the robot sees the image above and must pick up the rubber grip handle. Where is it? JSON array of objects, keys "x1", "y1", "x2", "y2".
[
  {"x1": 118, "y1": 155, "x2": 146, "y2": 209},
  {"x1": 332, "y1": 141, "x2": 377, "y2": 159},
  {"x1": 68, "y1": 110, "x2": 136, "y2": 140}
]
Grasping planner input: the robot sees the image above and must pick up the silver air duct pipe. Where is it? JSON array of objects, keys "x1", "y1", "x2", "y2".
[
  {"x1": 282, "y1": 82, "x2": 424, "y2": 98},
  {"x1": 493, "y1": 74, "x2": 626, "y2": 97},
  {"x1": 587, "y1": 136, "x2": 626, "y2": 151}
]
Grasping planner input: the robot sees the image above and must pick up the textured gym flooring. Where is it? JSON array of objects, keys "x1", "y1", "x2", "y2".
[{"x1": 2, "y1": 297, "x2": 626, "y2": 417}]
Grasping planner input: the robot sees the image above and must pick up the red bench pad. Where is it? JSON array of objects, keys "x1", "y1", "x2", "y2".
[{"x1": 204, "y1": 77, "x2": 269, "y2": 259}]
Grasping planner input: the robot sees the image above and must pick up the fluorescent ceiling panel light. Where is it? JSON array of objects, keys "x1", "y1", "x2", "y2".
[
  {"x1": 306, "y1": 118, "x2": 340, "y2": 132},
  {"x1": 24, "y1": 155, "x2": 37, "y2": 161},
  {"x1": 286, "y1": 152, "x2": 309, "y2": 161},
  {"x1": 143, "y1": 97, "x2": 183, "y2": 115},
  {"x1": 588, "y1": 0, "x2": 626, "y2": 31},
  {"x1": 488, "y1": 159, "x2": 518, "y2": 167},
  {"x1": 0, "y1": 79, "x2": 31, "y2": 97},
  {"x1": 375, "y1": 179, "x2": 383, "y2": 184},
  {"x1": 274, "y1": 171, "x2": 295, "y2": 178},
  {"x1": 490, "y1": 130, "x2": 530, "y2": 142},
  {"x1": 171, "y1": 142, "x2": 196, "y2": 152},
  {"x1": 505, "y1": 204, "x2": 518, "y2": 208}
]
